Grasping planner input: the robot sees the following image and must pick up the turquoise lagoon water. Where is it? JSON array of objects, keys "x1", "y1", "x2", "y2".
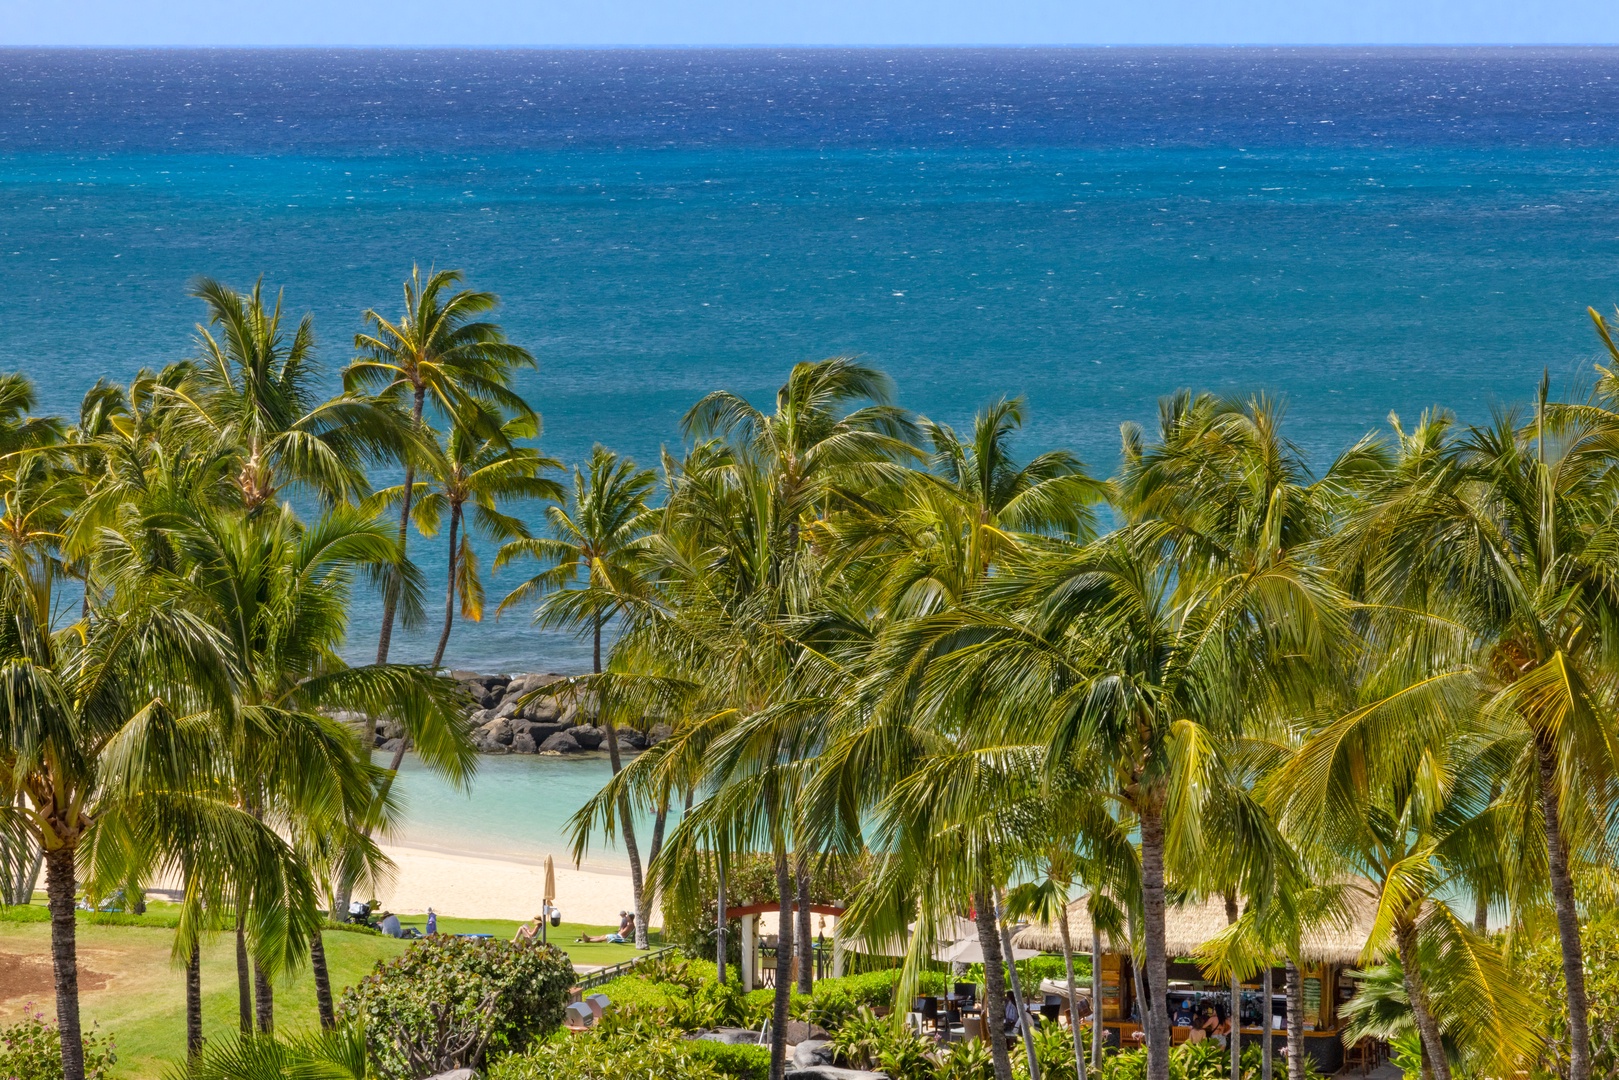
[
  {"x1": 6, "y1": 49, "x2": 1619, "y2": 855},
  {"x1": 387, "y1": 753, "x2": 662, "y2": 871}
]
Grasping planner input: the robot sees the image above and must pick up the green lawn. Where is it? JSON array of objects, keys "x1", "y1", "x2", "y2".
[{"x1": 0, "y1": 904, "x2": 662, "y2": 1079}]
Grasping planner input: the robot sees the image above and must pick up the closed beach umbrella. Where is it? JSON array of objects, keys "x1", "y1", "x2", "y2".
[{"x1": 544, "y1": 855, "x2": 557, "y2": 905}]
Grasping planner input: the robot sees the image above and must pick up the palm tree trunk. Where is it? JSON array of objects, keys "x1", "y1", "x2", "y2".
[
  {"x1": 235, "y1": 914, "x2": 252, "y2": 1035},
  {"x1": 795, "y1": 853, "x2": 813, "y2": 994},
  {"x1": 44, "y1": 846, "x2": 85, "y2": 1080},
  {"x1": 1090, "y1": 914, "x2": 1104, "y2": 1069},
  {"x1": 186, "y1": 940, "x2": 203, "y2": 1059},
  {"x1": 311, "y1": 928, "x2": 335, "y2": 1030},
  {"x1": 376, "y1": 386, "x2": 426, "y2": 665},
  {"x1": 716, "y1": 857, "x2": 728, "y2": 983},
  {"x1": 636, "y1": 795, "x2": 670, "y2": 954},
  {"x1": 1394, "y1": 924, "x2": 1452, "y2": 1080},
  {"x1": 596, "y1": 613, "x2": 650, "y2": 950},
  {"x1": 1139, "y1": 802, "x2": 1171, "y2": 1080},
  {"x1": 1538, "y1": 737, "x2": 1591, "y2": 1080},
  {"x1": 430, "y1": 504, "x2": 460, "y2": 668},
  {"x1": 1261, "y1": 966, "x2": 1273, "y2": 1080},
  {"x1": 1057, "y1": 908, "x2": 1086, "y2": 1079},
  {"x1": 253, "y1": 959, "x2": 274, "y2": 1034},
  {"x1": 1225, "y1": 891, "x2": 1240, "y2": 1080},
  {"x1": 768, "y1": 848, "x2": 795, "y2": 1080},
  {"x1": 1285, "y1": 959, "x2": 1305, "y2": 1080},
  {"x1": 997, "y1": 891, "x2": 1041, "y2": 1080},
  {"x1": 974, "y1": 885, "x2": 1015, "y2": 1080}
]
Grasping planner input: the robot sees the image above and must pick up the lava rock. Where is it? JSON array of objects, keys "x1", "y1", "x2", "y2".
[
  {"x1": 783, "y1": 1021, "x2": 830, "y2": 1045},
  {"x1": 692, "y1": 1028, "x2": 763, "y2": 1046},
  {"x1": 570, "y1": 725, "x2": 605, "y2": 750},
  {"x1": 493, "y1": 698, "x2": 522, "y2": 720},
  {"x1": 617, "y1": 729, "x2": 649, "y2": 751},
  {"x1": 480, "y1": 718, "x2": 515, "y2": 746},
  {"x1": 526, "y1": 722, "x2": 565, "y2": 744},
  {"x1": 793, "y1": 1041, "x2": 835, "y2": 1069},
  {"x1": 540, "y1": 731, "x2": 581, "y2": 754},
  {"x1": 380, "y1": 738, "x2": 403, "y2": 755},
  {"x1": 450, "y1": 669, "x2": 482, "y2": 682},
  {"x1": 521, "y1": 696, "x2": 560, "y2": 723},
  {"x1": 510, "y1": 732, "x2": 538, "y2": 754},
  {"x1": 785, "y1": 1069, "x2": 887, "y2": 1080},
  {"x1": 647, "y1": 723, "x2": 673, "y2": 745}
]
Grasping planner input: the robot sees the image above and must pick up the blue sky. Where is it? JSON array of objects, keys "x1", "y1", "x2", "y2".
[{"x1": 3, "y1": 0, "x2": 1617, "y2": 47}]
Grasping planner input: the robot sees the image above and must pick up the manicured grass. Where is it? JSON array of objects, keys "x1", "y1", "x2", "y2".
[
  {"x1": 0, "y1": 903, "x2": 662, "y2": 1079},
  {"x1": 395, "y1": 913, "x2": 664, "y2": 967}
]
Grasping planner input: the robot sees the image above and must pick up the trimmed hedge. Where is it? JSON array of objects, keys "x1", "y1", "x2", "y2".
[{"x1": 686, "y1": 1039, "x2": 772, "y2": 1080}]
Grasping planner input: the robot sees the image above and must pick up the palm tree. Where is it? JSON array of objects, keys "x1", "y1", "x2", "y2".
[
  {"x1": 682, "y1": 358, "x2": 919, "y2": 980},
  {"x1": 1270, "y1": 701, "x2": 1540, "y2": 1079},
  {"x1": 101, "y1": 499, "x2": 474, "y2": 1035},
  {"x1": 499, "y1": 445, "x2": 662, "y2": 941},
  {"x1": 164, "y1": 278, "x2": 409, "y2": 512},
  {"x1": 369, "y1": 407, "x2": 561, "y2": 670},
  {"x1": 0, "y1": 529, "x2": 252, "y2": 1080},
  {"x1": 1327, "y1": 395, "x2": 1619, "y2": 1080},
  {"x1": 344, "y1": 266, "x2": 536, "y2": 664}
]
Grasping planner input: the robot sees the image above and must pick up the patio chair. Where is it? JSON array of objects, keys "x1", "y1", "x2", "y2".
[
  {"x1": 954, "y1": 982, "x2": 977, "y2": 1006},
  {"x1": 1041, "y1": 996, "x2": 1062, "y2": 1025},
  {"x1": 962, "y1": 1014, "x2": 987, "y2": 1044}
]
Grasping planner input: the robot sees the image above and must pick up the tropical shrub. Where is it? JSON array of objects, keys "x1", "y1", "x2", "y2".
[
  {"x1": 685, "y1": 1039, "x2": 772, "y2": 1080},
  {"x1": 937, "y1": 1037, "x2": 995, "y2": 1080},
  {"x1": 488, "y1": 1030, "x2": 724, "y2": 1080},
  {"x1": 806, "y1": 985, "x2": 857, "y2": 1028},
  {"x1": 874, "y1": 1023, "x2": 937, "y2": 1080},
  {"x1": 0, "y1": 1006, "x2": 115, "y2": 1080},
  {"x1": 1529, "y1": 914, "x2": 1619, "y2": 1079},
  {"x1": 336, "y1": 935, "x2": 574, "y2": 1080},
  {"x1": 828, "y1": 1006, "x2": 889, "y2": 1069}
]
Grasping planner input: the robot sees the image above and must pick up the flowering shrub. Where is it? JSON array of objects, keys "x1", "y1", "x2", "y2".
[
  {"x1": 0, "y1": 1006, "x2": 115, "y2": 1080},
  {"x1": 336, "y1": 935, "x2": 574, "y2": 1080}
]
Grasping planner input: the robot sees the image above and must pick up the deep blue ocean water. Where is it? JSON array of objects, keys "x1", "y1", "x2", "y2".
[{"x1": 5, "y1": 48, "x2": 1619, "y2": 674}]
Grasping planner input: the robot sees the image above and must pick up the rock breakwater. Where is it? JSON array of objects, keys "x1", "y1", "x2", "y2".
[{"x1": 363, "y1": 670, "x2": 672, "y2": 756}]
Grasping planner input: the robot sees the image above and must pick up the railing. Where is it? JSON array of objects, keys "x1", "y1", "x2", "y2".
[{"x1": 574, "y1": 945, "x2": 678, "y2": 992}]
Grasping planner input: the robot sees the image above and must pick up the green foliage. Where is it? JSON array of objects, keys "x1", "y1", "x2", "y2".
[
  {"x1": 828, "y1": 1006, "x2": 889, "y2": 1069},
  {"x1": 336, "y1": 935, "x2": 574, "y2": 1080},
  {"x1": 684, "y1": 1039, "x2": 772, "y2": 1080},
  {"x1": 937, "y1": 1037, "x2": 995, "y2": 1080},
  {"x1": 488, "y1": 1029, "x2": 724, "y2": 1080},
  {"x1": 163, "y1": 1026, "x2": 369, "y2": 1080},
  {"x1": 1529, "y1": 914, "x2": 1619, "y2": 1079},
  {"x1": 659, "y1": 853, "x2": 875, "y2": 957},
  {"x1": 0, "y1": 1006, "x2": 116, "y2": 1080},
  {"x1": 874, "y1": 1023, "x2": 936, "y2": 1080}
]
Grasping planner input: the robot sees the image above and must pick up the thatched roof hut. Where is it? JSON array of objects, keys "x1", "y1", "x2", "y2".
[{"x1": 1010, "y1": 888, "x2": 1378, "y2": 967}]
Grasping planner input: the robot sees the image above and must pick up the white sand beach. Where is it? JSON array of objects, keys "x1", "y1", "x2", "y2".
[{"x1": 370, "y1": 840, "x2": 660, "y2": 926}]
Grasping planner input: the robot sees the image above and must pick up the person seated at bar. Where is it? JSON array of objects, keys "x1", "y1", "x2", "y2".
[{"x1": 1173, "y1": 997, "x2": 1197, "y2": 1027}]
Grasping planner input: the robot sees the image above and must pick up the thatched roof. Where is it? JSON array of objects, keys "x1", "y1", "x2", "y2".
[{"x1": 1010, "y1": 889, "x2": 1378, "y2": 967}]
